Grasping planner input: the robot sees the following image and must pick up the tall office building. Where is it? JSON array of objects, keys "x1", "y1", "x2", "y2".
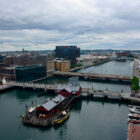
[{"x1": 55, "y1": 46, "x2": 80, "y2": 64}]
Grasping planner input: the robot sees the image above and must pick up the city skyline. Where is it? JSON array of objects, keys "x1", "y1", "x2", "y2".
[{"x1": 0, "y1": 0, "x2": 140, "y2": 51}]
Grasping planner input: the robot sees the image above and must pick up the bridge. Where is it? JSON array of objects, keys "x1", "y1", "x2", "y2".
[
  {"x1": 7, "y1": 81, "x2": 57, "y2": 91},
  {"x1": 54, "y1": 72, "x2": 132, "y2": 82},
  {"x1": 6, "y1": 81, "x2": 130, "y2": 100},
  {"x1": 0, "y1": 81, "x2": 139, "y2": 103}
]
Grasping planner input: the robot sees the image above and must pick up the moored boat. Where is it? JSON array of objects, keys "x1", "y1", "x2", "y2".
[
  {"x1": 53, "y1": 110, "x2": 69, "y2": 125},
  {"x1": 128, "y1": 113, "x2": 140, "y2": 120},
  {"x1": 128, "y1": 118, "x2": 140, "y2": 124},
  {"x1": 129, "y1": 107, "x2": 140, "y2": 114}
]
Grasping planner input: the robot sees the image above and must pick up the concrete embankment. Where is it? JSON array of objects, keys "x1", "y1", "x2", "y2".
[{"x1": 70, "y1": 59, "x2": 110, "y2": 72}]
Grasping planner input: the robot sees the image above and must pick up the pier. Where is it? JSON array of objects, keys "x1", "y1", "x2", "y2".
[{"x1": 54, "y1": 71, "x2": 132, "y2": 83}]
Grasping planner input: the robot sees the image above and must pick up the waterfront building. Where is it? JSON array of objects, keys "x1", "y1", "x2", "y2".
[
  {"x1": 46, "y1": 59, "x2": 55, "y2": 77},
  {"x1": 16, "y1": 65, "x2": 46, "y2": 82},
  {"x1": 112, "y1": 52, "x2": 117, "y2": 59},
  {"x1": 57, "y1": 85, "x2": 82, "y2": 97},
  {"x1": 55, "y1": 46, "x2": 80, "y2": 64},
  {"x1": 36, "y1": 94, "x2": 65, "y2": 118},
  {"x1": 55, "y1": 60, "x2": 70, "y2": 72},
  {"x1": 2, "y1": 53, "x2": 54, "y2": 67}
]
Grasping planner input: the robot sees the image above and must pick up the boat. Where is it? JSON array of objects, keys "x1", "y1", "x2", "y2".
[
  {"x1": 129, "y1": 105, "x2": 140, "y2": 110},
  {"x1": 128, "y1": 113, "x2": 140, "y2": 119},
  {"x1": 128, "y1": 118, "x2": 140, "y2": 124},
  {"x1": 129, "y1": 107, "x2": 140, "y2": 114},
  {"x1": 28, "y1": 106, "x2": 37, "y2": 113},
  {"x1": 53, "y1": 110, "x2": 69, "y2": 125}
]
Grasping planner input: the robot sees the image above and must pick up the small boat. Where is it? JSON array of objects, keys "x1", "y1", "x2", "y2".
[
  {"x1": 128, "y1": 113, "x2": 140, "y2": 119},
  {"x1": 28, "y1": 106, "x2": 36, "y2": 114},
  {"x1": 129, "y1": 107, "x2": 140, "y2": 114},
  {"x1": 128, "y1": 118, "x2": 140, "y2": 124},
  {"x1": 129, "y1": 105, "x2": 140, "y2": 110},
  {"x1": 53, "y1": 110, "x2": 69, "y2": 125}
]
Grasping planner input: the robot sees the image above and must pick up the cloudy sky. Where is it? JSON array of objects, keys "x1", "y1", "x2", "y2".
[{"x1": 0, "y1": 0, "x2": 140, "y2": 51}]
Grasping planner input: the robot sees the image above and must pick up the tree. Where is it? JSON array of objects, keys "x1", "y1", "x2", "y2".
[{"x1": 132, "y1": 76, "x2": 139, "y2": 91}]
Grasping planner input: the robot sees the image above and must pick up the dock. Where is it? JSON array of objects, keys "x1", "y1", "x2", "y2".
[
  {"x1": 22, "y1": 112, "x2": 59, "y2": 127},
  {"x1": 128, "y1": 123, "x2": 140, "y2": 140}
]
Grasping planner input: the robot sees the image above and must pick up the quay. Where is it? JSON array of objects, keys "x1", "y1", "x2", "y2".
[
  {"x1": 5, "y1": 81, "x2": 140, "y2": 103},
  {"x1": 0, "y1": 85, "x2": 14, "y2": 92},
  {"x1": 54, "y1": 71, "x2": 132, "y2": 83},
  {"x1": 70, "y1": 59, "x2": 110, "y2": 72},
  {"x1": 128, "y1": 123, "x2": 140, "y2": 140}
]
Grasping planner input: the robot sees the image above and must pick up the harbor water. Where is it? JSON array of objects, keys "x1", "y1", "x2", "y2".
[
  {"x1": 0, "y1": 89, "x2": 129, "y2": 140},
  {"x1": 78, "y1": 60, "x2": 133, "y2": 76},
  {"x1": 0, "y1": 60, "x2": 133, "y2": 140}
]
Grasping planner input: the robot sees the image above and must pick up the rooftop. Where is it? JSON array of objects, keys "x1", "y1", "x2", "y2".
[
  {"x1": 16, "y1": 65, "x2": 44, "y2": 70},
  {"x1": 41, "y1": 94, "x2": 65, "y2": 111}
]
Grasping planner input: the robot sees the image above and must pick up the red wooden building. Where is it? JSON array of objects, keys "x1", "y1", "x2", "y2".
[
  {"x1": 37, "y1": 94, "x2": 65, "y2": 118},
  {"x1": 57, "y1": 84, "x2": 82, "y2": 98}
]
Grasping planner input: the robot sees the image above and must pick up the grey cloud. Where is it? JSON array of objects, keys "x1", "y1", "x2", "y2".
[{"x1": 0, "y1": 0, "x2": 140, "y2": 51}]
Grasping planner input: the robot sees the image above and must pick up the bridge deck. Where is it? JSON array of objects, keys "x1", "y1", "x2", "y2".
[
  {"x1": 1, "y1": 81, "x2": 139, "y2": 103},
  {"x1": 54, "y1": 72, "x2": 132, "y2": 81},
  {"x1": 7, "y1": 81, "x2": 124, "y2": 99}
]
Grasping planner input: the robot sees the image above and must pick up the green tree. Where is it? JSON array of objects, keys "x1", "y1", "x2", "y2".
[{"x1": 132, "y1": 76, "x2": 139, "y2": 91}]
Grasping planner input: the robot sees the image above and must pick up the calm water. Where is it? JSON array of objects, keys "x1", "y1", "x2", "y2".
[
  {"x1": 0, "y1": 60, "x2": 133, "y2": 140},
  {"x1": 78, "y1": 60, "x2": 133, "y2": 76},
  {"x1": 0, "y1": 89, "x2": 129, "y2": 140}
]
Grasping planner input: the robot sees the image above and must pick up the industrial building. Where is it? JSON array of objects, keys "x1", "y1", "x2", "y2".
[
  {"x1": 2, "y1": 53, "x2": 55, "y2": 67},
  {"x1": 46, "y1": 60, "x2": 55, "y2": 77},
  {"x1": 55, "y1": 60, "x2": 70, "y2": 72},
  {"x1": 16, "y1": 65, "x2": 46, "y2": 82}
]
